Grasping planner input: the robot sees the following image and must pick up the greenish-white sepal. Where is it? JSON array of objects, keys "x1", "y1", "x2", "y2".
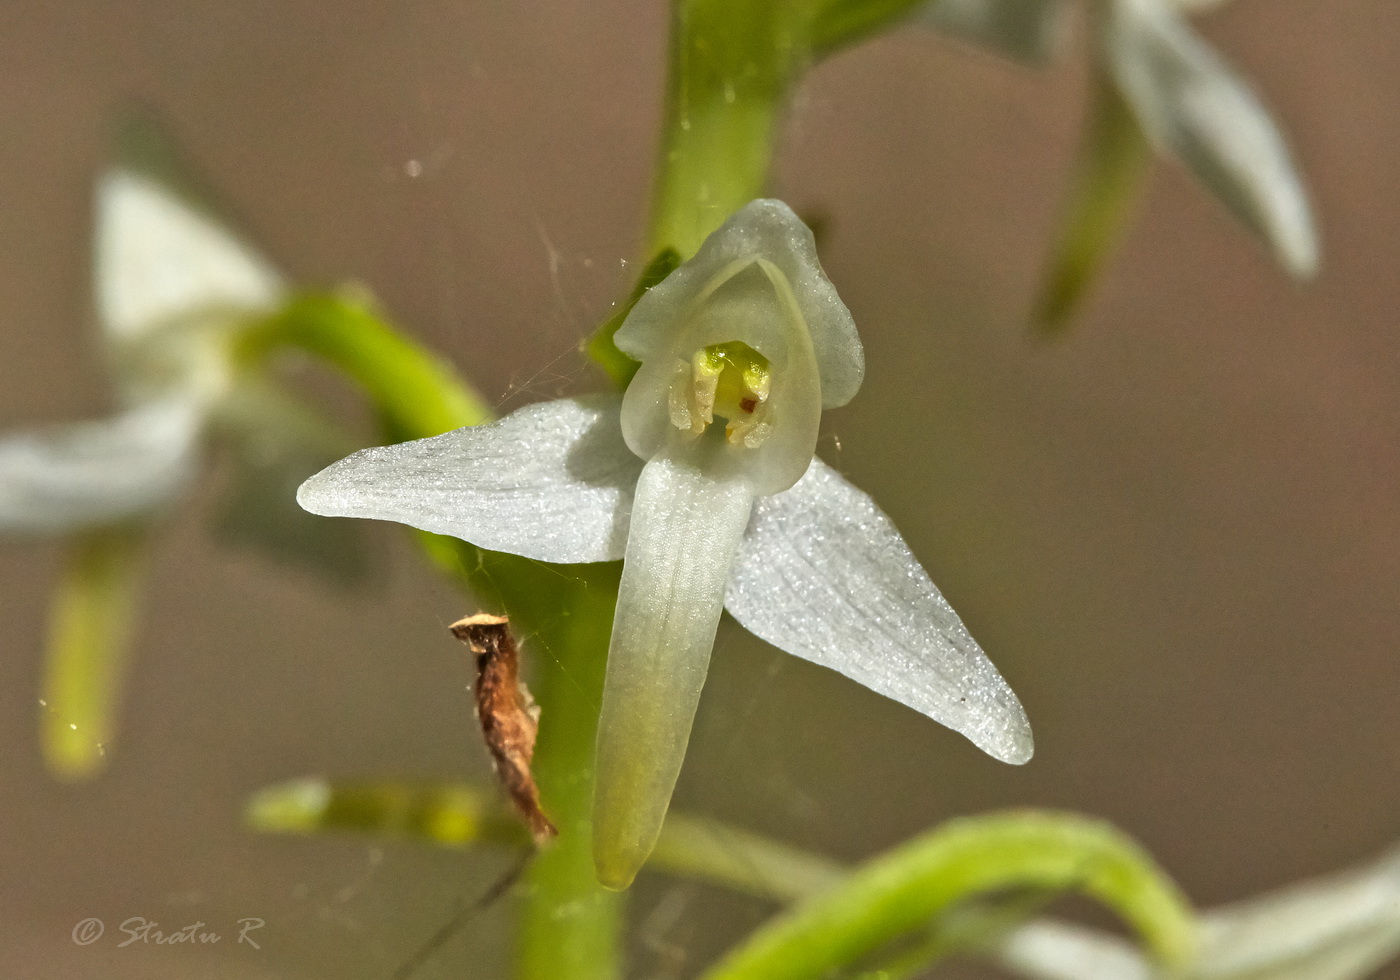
[
  {"x1": 724, "y1": 457, "x2": 1033, "y2": 765},
  {"x1": 1195, "y1": 844, "x2": 1400, "y2": 980},
  {"x1": 920, "y1": 0, "x2": 1073, "y2": 67},
  {"x1": 998, "y1": 920, "x2": 1152, "y2": 980},
  {"x1": 616, "y1": 199, "x2": 863, "y2": 410},
  {"x1": 296, "y1": 395, "x2": 641, "y2": 564},
  {"x1": 620, "y1": 253, "x2": 823, "y2": 494},
  {"x1": 593, "y1": 443, "x2": 755, "y2": 889},
  {"x1": 999, "y1": 844, "x2": 1400, "y2": 980},
  {"x1": 0, "y1": 398, "x2": 201, "y2": 534},
  {"x1": 1101, "y1": 0, "x2": 1318, "y2": 277},
  {"x1": 94, "y1": 166, "x2": 284, "y2": 345}
]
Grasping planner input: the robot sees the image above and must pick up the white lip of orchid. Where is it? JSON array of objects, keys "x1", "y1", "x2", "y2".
[
  {"x1": 296, "y1": 198, "x2": 1033, "y2": 892},
  {"x1": 594, "y1": 201, "x2": 859, "y2": 887}
]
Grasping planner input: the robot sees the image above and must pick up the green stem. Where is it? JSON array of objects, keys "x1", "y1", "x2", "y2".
[
  {"x1": 700, "y1": 811, "x2": 1195, "y2": 980},
  {"x1": 508, "y1": 563, "x2": 625, "y2": 980},
  {"x1": 807, "y1": 0, "x2": 927, "y2": 57},
  {"x1": 246, "y1": 776, "x2": 845, "y2": 906},
  {"x1": 645, "y1": 0, "x2": 813, "y2": 262},
  {"x1": 41, "y1": 525, "x2": 149, "y2": 780},
  {"x1": 1033, "y1": 71, "x2": 1151, "y2": 333},
  {"x1": 239, "y1": 290, "x2": 492, "y2": 440}
]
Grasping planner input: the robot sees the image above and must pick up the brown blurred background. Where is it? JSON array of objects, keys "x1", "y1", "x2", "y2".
[{"x1": 2, "y1": 0, "x2": 1398, "y2": 977}]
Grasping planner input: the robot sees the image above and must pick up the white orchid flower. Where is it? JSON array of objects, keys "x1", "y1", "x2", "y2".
[
  {"x1": 0, "y1": 115, "x2": 345, "y2": 777},
  {"x1": 1, "y1": 119, "x2": 285, "y2": 538},
  {"x1": 921, "y1": 0, "x2": 1318, "y2": 278},
  {"x1": 998, "y1": 842, "x2": 1400, "y2": 980},
  {"x1": 297, "y1": 199, "x2": 1033, "y2": 888}
]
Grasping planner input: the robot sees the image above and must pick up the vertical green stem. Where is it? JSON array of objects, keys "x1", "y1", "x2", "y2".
[
  {"x1": 1033, "y1": 70, "x2": 1151, "y2": 332},
  {"x1": 646, "y1": 0, "x2": 812, "y2": 261},
  {"x1": 42, "y1": 525, "x2": 148, "y2": 780},
  {"x1": 495, "y1": 561, "x2": 624, "y2": 980}
]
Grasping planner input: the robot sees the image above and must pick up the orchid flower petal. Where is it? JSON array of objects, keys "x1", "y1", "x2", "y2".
[
  {"x1": 296, "y1": 395, "x2": 640, "y2": 564},
  {"x1": 593, "y1": 446, "x2": 755, "y2": 889},
  {"x1": 616, "y1": 199, "x2": 864, "y2": 411},
  {"x1": 920, "y1": 0, "x2": 1072, "y2": 66},
  {"x1": 1101, "y1": 0, "x2": 1318, "y2": 277},
  {"x1": 724, "y1": 458, "x2": 1033, "y2": 765},
  {"x1": 95, "y1": 118, "x2": 284, "y2": 346},
  {"x1": 0, "y1": 399, "x2": 202, "y2": 534}
]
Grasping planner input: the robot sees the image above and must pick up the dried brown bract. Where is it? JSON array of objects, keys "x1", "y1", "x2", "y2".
[{"x1": 449, "y1": 613, "x2": 557, "y2": 843}]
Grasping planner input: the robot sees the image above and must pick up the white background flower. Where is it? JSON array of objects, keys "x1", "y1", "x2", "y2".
[{"x1": 922, "y1": 0, "x2": 1318, "y2": 277}]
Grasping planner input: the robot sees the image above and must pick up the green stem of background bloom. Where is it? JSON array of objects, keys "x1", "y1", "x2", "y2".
[
  {"x1": 41, "y1": 525, "x2": 148, "y2": 780},
  {"x1": 239, "y1": 290, "x2": 492, "y2": 440},
  {"x1": 248, "y1": 784, "x2": 1198, "y2": 980},
  {"x1": 1034, "y1": 71, "x2": 1150, "y2": 332}
]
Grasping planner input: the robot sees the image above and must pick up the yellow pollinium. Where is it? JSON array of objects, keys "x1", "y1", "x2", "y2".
[{"x1": 669, "y1": 341, "x2": 773, "y2": 447}]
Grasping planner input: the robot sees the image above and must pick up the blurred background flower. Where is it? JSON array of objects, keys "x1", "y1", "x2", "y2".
[
  {"x1": 923, "y1": 0, "x2": 1318, "y2": 327},
  {"x1": 0, "y1": 112, "x2": 368, "y2": 780}
]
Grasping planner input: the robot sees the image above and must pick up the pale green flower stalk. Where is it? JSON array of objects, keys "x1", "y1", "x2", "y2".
[
  {"x1": 297, "y1": 199, "x2": 1033, "y2": 890},
  {"x1": 921, "y1": 0, "x2": 1318, "y2": 326}
]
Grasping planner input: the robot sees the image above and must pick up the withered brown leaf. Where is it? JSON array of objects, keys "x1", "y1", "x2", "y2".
[{"x1": 450, "y1": 613, "x2": 557, "y2": 843}]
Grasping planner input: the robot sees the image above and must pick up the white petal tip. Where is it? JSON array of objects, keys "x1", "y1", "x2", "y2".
[
  {"x1": 1280, "y1": 234, "x2": 1320, "y2": 281},
  {"x1": 994, "y1": 729, "x2": 1036, "y2": 766},
  {"x1": 294, "y1": 470, "x2": 334, "y2": 516}
]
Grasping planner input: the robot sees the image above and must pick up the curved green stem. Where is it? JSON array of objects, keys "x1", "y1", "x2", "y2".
[
  {"x1": 700, "y1": 810, "x2": 1195, "y2": 980},
  {"x1": 239, "y1": 289, "x2": 491, "y2": 440},
  {"x1": 807, "y1": 0, "x2": 926, "y2": 57}
]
